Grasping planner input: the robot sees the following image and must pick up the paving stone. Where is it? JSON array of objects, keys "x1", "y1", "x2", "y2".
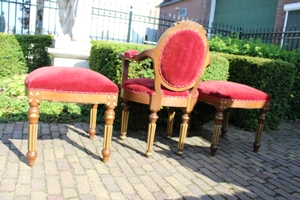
[
  {"x1": 46, "y1": 176, "x2": 61, "y2": 195},
  {"x1": 47, "y1": 194, "x2": 64, "y2": 200},
  {"x1": 60, "y1": 171, "x2": 75, "y2": 188},
  {"x1": 0, "y1": 121, "x2": 300, "y2": 199},
  {"x1": 62, "y1": 188, "x2": 78, "y2": 198},
  {"x1": 15, "y1": 183, "x2": 31, "y2": 196},
  {"x1": 75, "y1": 175, "x2": 91, "y2": 194},
  {"x1": 31, "y1": 191, "x2": 47, "y2": 200},
  {"x1": 17, "y1": 170, "x2": 31, "y2": 184},
  {"x1": 0, "y1": 178, "x2": 17, "y2": 192},
  {"x1": 133, "y1": 183, "x2": 156, "y2": 200},
  {"x1": 31, "y1": 178, "x2": 46, "y2": 191}
]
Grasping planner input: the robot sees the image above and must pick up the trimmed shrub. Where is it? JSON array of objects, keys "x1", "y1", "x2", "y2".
[
  {"x1": 0, "y1": 33, "x2": 27, "y2": 78},
  {"x1": 15, "y1": 34, "x2": 52, "y2": 72}
]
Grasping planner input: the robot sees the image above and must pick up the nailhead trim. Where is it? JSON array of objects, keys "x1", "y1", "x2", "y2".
[
  {"x1": 199, "y1": 93, "x2": 270, "y2": 102},
  {"x1": 124, "y1": 88, "x2": 199, "y2": 98},
  {"x1": 27, "y1": 88, "x2": 118, "y2": 95}
]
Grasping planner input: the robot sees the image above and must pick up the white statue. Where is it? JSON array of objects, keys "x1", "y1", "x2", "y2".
[{"x1": 57, "y1": 0, "x2": 92, "y2": 42}]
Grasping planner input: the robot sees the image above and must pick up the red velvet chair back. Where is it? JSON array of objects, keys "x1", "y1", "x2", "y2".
[{"x1": 154, "y1": 21, "x2": 209, "y2": 92}]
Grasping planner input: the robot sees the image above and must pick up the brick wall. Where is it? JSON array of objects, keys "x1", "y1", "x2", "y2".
[
  {"x1": 275, "y1": 0, "x2": 300, "y2": 28},
  {"x1": 159, "y1": 0, "x2": 300, "y2": 29},
  {"x1": 159, "y1": 0, "x2": 211, "y2": 23}
]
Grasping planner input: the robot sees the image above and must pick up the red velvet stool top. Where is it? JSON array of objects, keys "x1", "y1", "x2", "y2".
[
  {"x1": 197, "y1": 81, "x2": 271, "y2": 102},
  {"x1": 25, "y1": 67, "x2": 119, "y2": 94}
]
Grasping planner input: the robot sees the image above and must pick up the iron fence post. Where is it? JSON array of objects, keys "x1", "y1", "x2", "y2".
[{"x1": 126, "y1": 6, "x2": 132, "y2": 43}]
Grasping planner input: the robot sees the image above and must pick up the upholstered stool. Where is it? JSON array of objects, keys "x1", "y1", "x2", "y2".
[
  {"x1": 197, "y1": 81, "x2": 271, "y2": 155},
  {"x1": 25, "y1": 66, "x2": 119, "y2": 165}
]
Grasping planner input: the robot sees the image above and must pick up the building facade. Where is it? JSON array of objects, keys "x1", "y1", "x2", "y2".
[{"x1": 157, "y1": 0, "x2": 300, "y2": 29}]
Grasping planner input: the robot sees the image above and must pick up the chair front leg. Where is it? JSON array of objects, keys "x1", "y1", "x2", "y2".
[
  {"x1": 221, "y1": 109, "x2": 230, "y2": 137},
  {"x1": 120, "y1": 102, "x2": 129, "y2": 140},
  {"x1": 89, "y1": 104, "x2": 98, "y2": 140},
  {"x1": 211, "y1": 110, "x2": 224, "y2": 156},
  {"x1": 102, "y1": 105, "x2": 116, "y2": 163},
  {"x1": 166, "y1": 107, "x2": 176, "y2": 139},
  {"x1": 27, "y1": 102, "x2": 40, "y2": 166},
  {"x1": 145, "y1": 110, "x2": 159, "y2": 158},
  {"x1": 176, "y1": 110, "x2": 190, "y2": 155},
  {"x1": 253, "y1": 108, "x2": 267, "y2": 152}
]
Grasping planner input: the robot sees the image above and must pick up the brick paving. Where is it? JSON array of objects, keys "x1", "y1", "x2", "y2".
[{"x1": 0, "y1": 120, "x2": 300, "y2": 200}]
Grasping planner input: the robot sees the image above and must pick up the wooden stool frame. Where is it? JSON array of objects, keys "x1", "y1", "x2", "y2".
[{"x1": 26, "y1": 89, "x2": 118, "y2": 166}]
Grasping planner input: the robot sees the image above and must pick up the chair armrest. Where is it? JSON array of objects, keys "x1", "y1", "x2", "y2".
[
  {"x1": 119, "y1": 49, "x2": 153, "y2": 83},
  {"x1": 120, "y1": 49, "x2": 153, "y2": 61},
  {"x1": 124, "y1": 50, "x2": 140, "y2": 59},
  {"x1": 119, "y1": 53, "x2": 130, "y2": 83}
]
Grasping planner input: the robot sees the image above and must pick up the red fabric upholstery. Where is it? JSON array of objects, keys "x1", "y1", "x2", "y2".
[
  {"x1": 160, "y1": 29, "x2": 206, "y2": 88},
  {"x1": 124, "y1": 50, "x2": 140, "y2": 59},
  {"x1": 25, "y1": 67, "x2": 119, "y2": 94},
  {"x1": 198, "y1": 81, "x2": 271, "y2": 101},
  {"x1": 122, "y1": 78, "x2": 198, "y2": 98}
]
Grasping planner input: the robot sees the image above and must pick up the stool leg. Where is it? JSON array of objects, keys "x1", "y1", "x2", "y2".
[
  {"x1": 120, "y1": 102, "x2": 129, "y2": 140},
  {"x1": 27, "y1": 102, "x2": 40, "y2": 166},
  {"x1": 211, "y1": 110, "x2": 223, "y2": 156},
  {"x1": 253, "y1": 108, "x2": 267, "y2": 152},
  {"x1": 166, "y1": 107, "x2": 175, "y2": 139},
  {"x1": 177, "y1": 110, "x2": 190, "y2": 155},
  {"x1": 89, "y1": 104, "x2": 98, "y2": 140},
  {"x1": 102, "y1": 105, "x2": 116, "y2": 163},
  {"x1": 221, "y1": 109, "x2": 230, "y2": 137},
  {"x1": 145, "y1": 110, "x2": 159, "y2": 158}
]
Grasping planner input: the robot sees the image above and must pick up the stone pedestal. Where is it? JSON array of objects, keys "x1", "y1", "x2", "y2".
[{"x1": 45, "y1": 39, "x2": 92, "y2": 68}]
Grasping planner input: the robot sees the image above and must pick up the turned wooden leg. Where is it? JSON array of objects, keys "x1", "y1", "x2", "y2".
[
  {"x1": 27, "y1": 101, "x2": 40, "y2": 166},
  {"x1": 211, "y1": 110, "x2": 224, "y2": 156},
  {"x1": 176, "y1": 110, "x2": 190, "y2": 155},
  {"x1": 89, "y1": 104, "x2": 98, "y2": 140},
  {"x1": 166, "y1": 107, "x2": 175, "y2": 139},
  {"x1": 253, "y1": 108, "x2": 267, "y2": 153},
  {"x1": 145, "y1": 110, "x2": 158, "y2": 158},
  {"x1": 120, "y1": 102, "x2": 129, "y2": 140},
  {"x1": 102, "y1": 105, "x2": 116, "y2": 163},
  {"x1": 221, "y1": 109, "x2": 230, "y2": 137}
]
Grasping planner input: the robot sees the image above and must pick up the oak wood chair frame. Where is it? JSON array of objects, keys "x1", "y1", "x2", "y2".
[
  {"x1": 119, "y1": 20, "x2": 211, "y2": 158},
  {"x1": 197, "y1": 81, "x2": 271, "y2": 155}
]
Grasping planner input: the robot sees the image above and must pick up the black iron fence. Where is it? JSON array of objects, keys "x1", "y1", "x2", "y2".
[
  {"x1": 1, "y1": 0, "x2": 299, "y2": 50},
  {"x1": 205, "y1": 22, "x2": 300, "y2": 51}
]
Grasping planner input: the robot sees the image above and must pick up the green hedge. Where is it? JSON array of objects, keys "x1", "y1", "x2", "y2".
[
  {"x1": 0, "y1": 33, "x2": 27, "y2": 78},
  {"x1": 219, "y1": 53, "x2": 296, "y2": 131},
  {"x1": 283, "y1": 48, "x2": 300, "y2": 120},
  {"x1": 15, "y1": 34, "x2": 52, "y2": 73},
  {"x1": 0, "y1": 34, "x2": 52, "y2": 78}
]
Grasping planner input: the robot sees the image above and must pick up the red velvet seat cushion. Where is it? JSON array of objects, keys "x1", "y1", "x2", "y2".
[
  {"x1": 122, "y1": 78, "x2": 198, "y2": 98},
  {"x1": 25, "y1": 67, "x2": 119, "y2": 94},
  {"x1": 197, "y1": 81, "x2": 270, "y2": 101}
]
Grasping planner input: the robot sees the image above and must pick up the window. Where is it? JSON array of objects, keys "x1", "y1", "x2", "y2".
[{"x1": 179, "y1": 8, "x2": 187, "y2": 17}]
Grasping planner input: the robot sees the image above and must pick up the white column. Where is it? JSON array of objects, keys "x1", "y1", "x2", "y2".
[
  {"x1": 281, "y1": 2, "x2": 300, "y2": 47},
  {"x1": 29, "y1": 0, "x2": 37, "y2": 34},
  {"x1": 208, "y1": 0, "x2": 216, "y2": 39}
]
